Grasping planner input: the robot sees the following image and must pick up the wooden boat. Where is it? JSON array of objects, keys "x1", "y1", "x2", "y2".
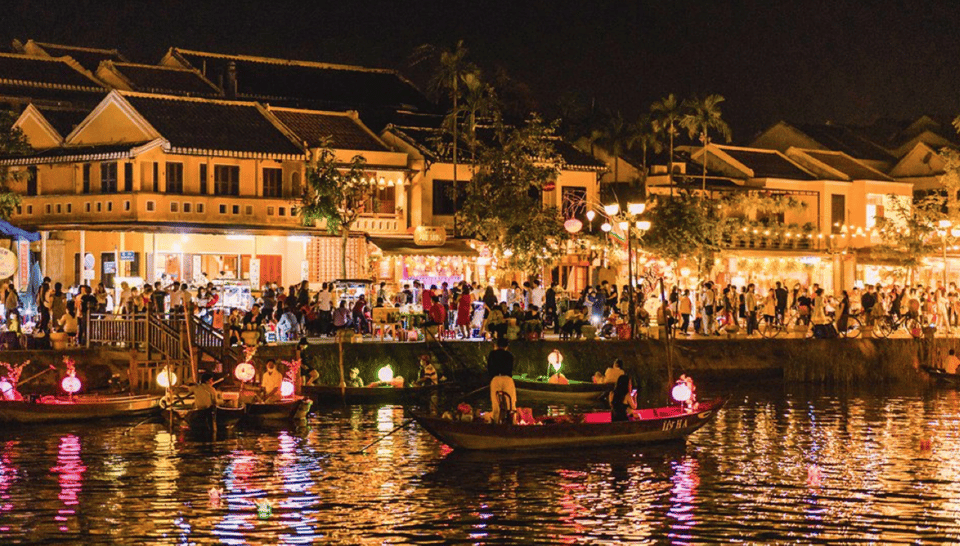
[
  {"x1": 303, "y1": 383, "x2": 443, "y2": 405},
  {"x1": 411, "y1": 398, "x2": 725, "y2": 451},
  {"x1": 513, "y1": 376, "x2": 612, "y2": 404},
  {"x1": 165, "y1": 404, "x2": 246, "y2": 434},
  {"x1": 920, "y1": 365, "x2": 960, "y2": 386},
  {"x1": 243, "y1": 397, "x2": 312, "y2": 425},
  {"x1": 0, "y1": 394, "x2": 161, "y2": 424}
]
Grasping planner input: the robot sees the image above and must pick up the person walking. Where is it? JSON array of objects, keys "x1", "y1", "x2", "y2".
[
  {"x1": 456, "y1": 283, "x2": 473, "y2": 339},
  {"x1": 679, "y1": 289, "x2": 692, "y2": 335}
]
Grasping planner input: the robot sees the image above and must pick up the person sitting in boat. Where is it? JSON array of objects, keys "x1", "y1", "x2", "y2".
[
  {"x1": 592, "y1": 371, "x2": 605, "y2": 384},
  {"x1": 260, "y1": 360, "x2": 283, "y2": 403},
  {"x1": 415, "y1": 355, "x2": 441, "y2": 386},
  {"x1": 604, "y1": 359, "x2": 625, "y2": 384},
  {"x1": 193, "y1": 372, "x2": 223, "y2": 410},
  {"x1": 487, "y1": 337, "x2": 517, "y2": 424},
  {"x1": 347, "y1": 367, "x2": 365, "y2": 388},
  {"x1": 945, "y1": 349, "x2": 960, "y2": 374},
  {"x1": 611, "y1": 375, "x2": 637, "y2": 422},
  {"x1": 548, "y1": 370, "x2": 568, "y2": 385}
]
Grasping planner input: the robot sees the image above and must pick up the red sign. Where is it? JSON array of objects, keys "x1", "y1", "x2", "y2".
[
  {"x1": 17, "y1": 240, "x2": 29, "y2": 288},
  {"x1": 543, "y1": 181, "x2": 556, "y2": 192}
]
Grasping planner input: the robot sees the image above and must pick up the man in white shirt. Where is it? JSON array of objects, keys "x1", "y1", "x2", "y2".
[
  {"x1": 260, "y1": 359, "x2": 283, "y2": 402},
  {"x1": 168, "y1": 281, "x2": 183, "y2": 312},
  {"x1": 530, "y1": 280, "x2": 546, "y2": 310},
  {"x1": 316, "y1": 283, "x2": 333, "y2": 336}
]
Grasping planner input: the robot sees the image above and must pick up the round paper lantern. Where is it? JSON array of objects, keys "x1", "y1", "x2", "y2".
[
  {"x1": 61, "y1": 376, "x2": 82, "y2": 394},
  {"x1": 156, "y1": 370, "x2": 178, "y2": 388},
  {"x1": 671, "y1": 383, "x2": 692, "y2": 403},
  {"x1": 235, "y1": 362, "x2": 256, "y2": 382},
  {"x1": 378, "y1": 365, "x2": 394, "y2": 383},
  {"x1": 0, "y1": 380, "x2": 14, "y2": 400},
  {"x1": 280, "y1": 380, "x2": 295, "y2": 398},
  {"x1": 563, "y1": 218, "x2": 583, "y2": 234},
  {"x1": 548, "y1": 349, "x2": 564, "y2": 372}
]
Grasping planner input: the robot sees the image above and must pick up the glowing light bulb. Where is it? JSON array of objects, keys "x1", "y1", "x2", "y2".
[
  {"x1": 671, "y1": 383, "x2": 692, "y2": 403},
  {"x1": 235, "y1": 362, "x2": 256, "y2": 382},
  {"x1": 157, "y1": 369, "x2": 178, "y2": 388},
  {"x1": 378, "y1": 365, "x2": 394, "y2": 383},
  {"x1": 280, "y1": 380, "x2": 295, "y2": 398},
  {"x1": 61, "y1": 376, "x2": 82, "y2": 394}
]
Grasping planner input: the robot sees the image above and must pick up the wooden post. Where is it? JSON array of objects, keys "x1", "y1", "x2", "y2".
[
  {"x1": 659, "y1": 278, "x2": 674, "y2": 392},
  {"x1": 337, "y1": 336, "x2": 346, "y2": 404},
  {"x1": 184, "y1": 303, "x2": 198, "y2": 384}
]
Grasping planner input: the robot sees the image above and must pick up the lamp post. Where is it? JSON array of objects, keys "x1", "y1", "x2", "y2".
[
  {"x1": 940, "y1": 220, "x2": 952, "y2": 289},
  {"x1": 602, "y1": 201, "x2": 648, "y2": 339}
]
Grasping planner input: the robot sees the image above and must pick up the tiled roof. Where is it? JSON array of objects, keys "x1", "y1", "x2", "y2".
[
  {"x1": 796, "y1": 124, "x2": 895, "y2": 162},
  {"x1": 123, "y1": 93, "x2": 304, "y2": 156},
  {"x1": 801, "y1": 150, "x2": 893, "y2": 181},
  {"x1": 0, "y1": 83, "x2": 105, "y2": 109},
  {"x1": 0, "y1": 54, "x2": 102, "y2": 89},
  {"x1": 269, "y1": 108, "x2": 387, "y2": 151},
  {"x1": 107, "y1": 62, "x2": 220, "y2": 96},
  {"x1": 167, "y1": 48, "x2": 435, "y2": 113},
  {"x1": 0, "y1": 141, "x2": 149, "y2": 165},
  {"x1": 29, "y1": 42, "x2": 126, "y2": 71},
  {"x1": 719, "y1": 148, "x2": 814, "y2": 180},
  {"x1": 35, "y1": 106, "x2": 89, "y2": 138},
  {"x1": 551, "y1": 139, "x2": 606, "y2": 170}
]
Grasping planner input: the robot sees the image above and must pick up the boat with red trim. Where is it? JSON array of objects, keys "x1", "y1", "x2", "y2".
[{"x1": 0, "y1": 393, "x2": 162, "y2": 424}]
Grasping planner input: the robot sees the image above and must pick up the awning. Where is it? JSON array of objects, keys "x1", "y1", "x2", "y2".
[
  {"x1": 368, "y1": 237, "x2": 478, "y2": 257},
  {"x1": 0, "y1": 219, "x2": 40, "y2": 241}
]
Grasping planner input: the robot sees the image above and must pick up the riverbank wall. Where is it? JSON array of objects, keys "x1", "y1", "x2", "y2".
[{"x1": 1, "y1": 337, "x2": 946, "y2": 394}]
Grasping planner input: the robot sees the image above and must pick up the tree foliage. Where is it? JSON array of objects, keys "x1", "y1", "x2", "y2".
[
  {"x1": 299, "y1": 146, "x2": 372, "y2": 278},
  {"x1": 457, "y1": 116, "x2": 570, "y2": 274},
  {"x1": 0, "y1": 110, "x2": 29, "y2": 218}
]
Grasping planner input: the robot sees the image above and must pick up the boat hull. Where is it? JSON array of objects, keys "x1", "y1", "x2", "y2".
[
  {"x1": 920, "y1": 365, "x2": 960, "y2": 386},
  {"x1": 513, "y1": 378, "x2": 611, "y2": 404},
  {"x1": 166, "y1": 405, "x2": 245, "y2": 433},
  {"x1": 243, "y1": 397, "x2": 312, "y2": 423},
  {"x1": 412, "y1": 398, "x2": 725, "y2": 451},
  {"x1": 0, "y1": 394, "x2": 161, "y2": 424}
]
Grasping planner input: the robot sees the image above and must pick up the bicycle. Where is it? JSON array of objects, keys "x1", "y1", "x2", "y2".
[{"x1": 872, "y1": 312, "x2": 923, "y2": 339}]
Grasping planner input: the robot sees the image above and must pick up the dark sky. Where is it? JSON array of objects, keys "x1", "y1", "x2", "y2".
[{"x1": 6, "y1": 0, "x2": 960, "y2": 141}]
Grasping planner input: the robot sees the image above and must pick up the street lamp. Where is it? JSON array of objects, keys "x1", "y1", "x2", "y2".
[
  {"x1": 602, "y1": 200, "x2": 649, "y2": 339},
  {"x1": 941, "y1": 220, "x2": 953, "y2": 289}
]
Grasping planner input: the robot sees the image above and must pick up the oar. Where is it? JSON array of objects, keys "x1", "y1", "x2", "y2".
[
  {"x1": 351, "y1": 385, "x2": 488, "y2": 454},
  {"x1": 123, "y1": 415, "x2": 159, "y2": 435},
  {"x1": 18, "y1": 365, "x2": 56, "y2": 386}
]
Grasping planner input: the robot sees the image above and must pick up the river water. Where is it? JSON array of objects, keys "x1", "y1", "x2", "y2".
[{"x1": 1, "y1": 382, "x2": 959, "y2": 544}]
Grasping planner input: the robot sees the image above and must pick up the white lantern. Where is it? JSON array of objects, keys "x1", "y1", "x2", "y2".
[
  {"x1": 157, "y1": 369, "x2": 178, "y2": 388},
  {"x1": 280, "y1": 380, "x2": 295, "y2": 398},
  {"x1": 378, "y1": 365, "x2": 394, "y2": 383},
  {"x1": 604, "y1": 203, "x2": 620, "y2": 216},
  {"x1": 627, "y1": 202, "x2": 646, "y2": 216},
  {"x1": 672, "y1": 383, "x2": 692, "y2": 403}
]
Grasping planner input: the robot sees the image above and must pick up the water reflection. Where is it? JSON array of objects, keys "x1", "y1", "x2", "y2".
[{"x1": 1, "y1": 387, "x2": 960, "y2": 542}]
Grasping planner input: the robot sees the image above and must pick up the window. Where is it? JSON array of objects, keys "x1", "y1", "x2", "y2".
[
  {"x1": 170, "y1": 202, "x2": 179, "y2": 213},
  {"x1": 367, "y1": 186, "x2": 395, "y2": 215},
  {"x1": 107, "y1": 202, "x2": 113, "y2": 212},
  {"x1": 82, "y1": 164, "x2": 91, "y2": 193},
  {"x1": 232, "y1": 205, "x2": 240, "y2": 215},
  {"x1": 831, "y1": 194, "x2": 846, "y2": 234},
  {"x1": 196, "y1": 203, "x2": 204, "y2": 214},
  {"x1": 267, "y1": 206, "x2": 275, "y2": 216},
  {"x1": 561, "y1": 186, "x2": 587, "y2": 223},
  {"x1": 219, "y1": 204, "x2": 227, "y2": 214},
  {"x1": 100, "y1": 162, "x2": 118, "y2": 193},
  {"x1": 214, "y1": 165, "x2": 240, "y2": 196},
  {"x1": 45, "y1": 204, "x2": 51, "y2": 214},
  {"x1": 26, "y1": 205, "x2": 32, "y2": 215},
  {"x1": 245, "y1": 205, "x2": 253, "y2": 215},
  {"x1": 56, "y1": 204, "x2": 61, "y2": 214},
  {"x1": 124, "y1": 201, "x2": 130, "y2": 211},
  {"x1": 262, "y1": 167, "x2": 283, "y2": 198},
  {"x1": 85, "y1": 202, "x2": 91, "y2": 212},
  {"x1": 27, "y1": 166, "x2": 37, "y2": 196},
  {"x1": 279, "y1": 207, "x2": 286, "y2": 217},
  {"x1": 152, "y1": 162, "x2": 159, "y2": 192},
  {"x1": 183, "y1": 203, "x2": 191, "y2": 213},
  {"x1": 124, "y1": 163, "x2": 133, "y2": 192},
  {"x1": 199, "y1": 164, "x2": 208, "y2": 195},
  {"x1": 146, "y1": 201, "x2": 155, "y2": 212},
  {"x1": 96, "y1": 203, "x2": 102, "y2": 212},
  {"x1": 291, "y1": 172, "x2": 301, "y2": 197},
  {"x1": 66, "y1": 204, "x2": 72, "y2": 213},
  {"x1": 166, "y1": 162, "x2": 184, "y2": 194},
  {"x1": 432, "y1": 180, "x2": 463, "y2": 216}
]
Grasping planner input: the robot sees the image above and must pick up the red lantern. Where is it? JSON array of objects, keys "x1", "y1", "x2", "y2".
[
  {"x1": 235, "y1": 362, "x2": 256, "y2": 382},
  {"x1": 61, "y1": 376, "x2": 82, "y2": 394}
]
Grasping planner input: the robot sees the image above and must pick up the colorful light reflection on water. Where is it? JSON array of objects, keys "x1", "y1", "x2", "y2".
[{"x1": 0, "y1": 384, "x2": 959, "y2": 543}]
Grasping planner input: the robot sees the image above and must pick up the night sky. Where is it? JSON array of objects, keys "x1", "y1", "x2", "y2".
[{"x1": 6, "y1": 0, "x2": 960, "y2": 140}]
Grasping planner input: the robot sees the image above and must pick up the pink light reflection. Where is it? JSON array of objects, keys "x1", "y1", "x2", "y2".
[
  {"x1": 50, "y1": 435, "x2": 86, "y2": 532},
  {"x1": 667, "y1": 456, "x2": 700, "y2": 537}
]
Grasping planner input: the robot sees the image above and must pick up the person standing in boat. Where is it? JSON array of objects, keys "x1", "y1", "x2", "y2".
[
  {"x1": 487, "y1": 337, "x2": 517, "y2": 424},
  {"x1": 611, "y1": 375, "x2": 637, "y2": 422},
  {"x1": 193, "y1": 373, "x2": 223, "y2": 410},
  {"x1": 944, "y1": 349, "x2": 960, "y2": 374},
  {"x1": 260, "y1": 360, "x2": 283, "y2": 402}
]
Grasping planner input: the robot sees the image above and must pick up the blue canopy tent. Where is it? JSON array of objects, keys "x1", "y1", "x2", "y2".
[{"x1": 0, "y1": 219, "x2": 39, "y2": 242}]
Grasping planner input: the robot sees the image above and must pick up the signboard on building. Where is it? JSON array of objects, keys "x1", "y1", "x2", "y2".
[
  {"x1": 120, "y1": 251, "x2": 135, "y2": 262},
  {"x1": 0, "y1": 248, "x2": 15, "y2": 279},
  {"x1": 249, "y1": 258, "x2": 261, "y2": 289},
  {"x1": 17, "y1": 240, "x2": 30, "y2": 288},
  {"x1": 413, "y1": 226, "x2": 447, "y2": 247},
  {"x1": 104, "y1": 261, "x2": 117, "y2": 274}
]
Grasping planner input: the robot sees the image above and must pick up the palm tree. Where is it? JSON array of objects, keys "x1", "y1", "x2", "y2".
[
  {"x1": 680, "y1": 94, "x2": 732, "y2": 193},
  {"x1": 599, "y1": 111, "x2": 636, "y2": 184},
  {"x1": 650, "y1": 94, "x2": 683, "y2": 196},
  {"x1": 455, "y1": 72, "x2": 499, "y2": 162},
  {"x1": 633, "y1": 114, "x2": 662, "y2": 195},
  {"x1": 410, "y1": 40, "x2": 477, "y2": 236}
]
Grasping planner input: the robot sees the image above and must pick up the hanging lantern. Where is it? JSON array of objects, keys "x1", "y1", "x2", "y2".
[
  {"x1": 671, "y1": 382, "x2": 692, "y2": 403},
  {"x1": 61, "y1": 375, "x2": 82, "y2": 394},
  {"x1": 280, "y1": 380, "x2": 295, "y2": 398},
  {"x1": 378, "y1": 365, "x2": 394, "y2": 383},
  {"x1": 235, "y1": 362, "x2": 256, "y2": 382},
  {"x1": 564, "y1": 218, "x2": 583, "y2": 233},
  {"x1": 157, "y1": 369, "x2": 178, "y2": 389},
  {"x1": 547, "y1": 349, "x2": 564, "y2": 372},
  {"x1": 601, "y1": 223, "x2": 612, "y2": 232},
  {"x1": 0, "y1": 380, "x2": 14, "y2": 400}
]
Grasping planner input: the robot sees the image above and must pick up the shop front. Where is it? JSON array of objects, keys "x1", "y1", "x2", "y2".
[{"x1": 369, "y1": 233, "x2": 482, "y2": 292}]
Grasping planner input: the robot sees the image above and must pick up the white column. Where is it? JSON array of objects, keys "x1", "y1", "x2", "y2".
[
  {"x1": 79, "y1": 230, "x2": 86, "y2": 286},
  {"x1": 41, "y1": 231, "x2": 48, "y2": 275}
]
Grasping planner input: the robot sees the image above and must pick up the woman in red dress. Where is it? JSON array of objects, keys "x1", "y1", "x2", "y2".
[{"x1": 456, "y1": 282, "x2": 473, "y2": 339}]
